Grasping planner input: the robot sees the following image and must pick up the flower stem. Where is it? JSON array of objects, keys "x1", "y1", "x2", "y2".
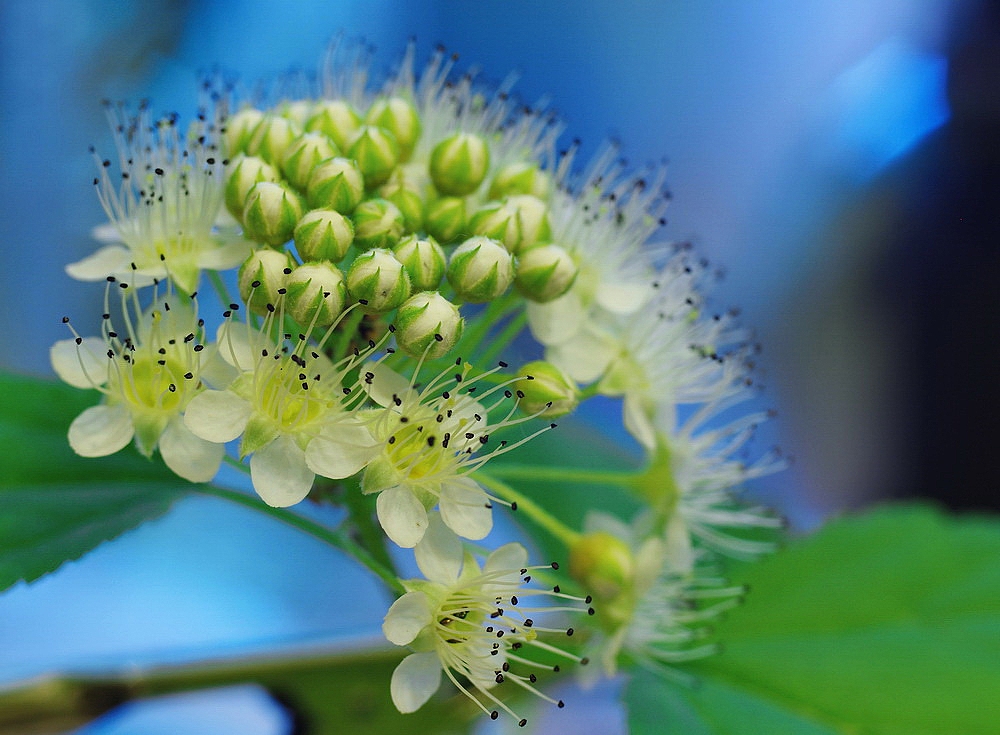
[
  {"x1": 476, "y1": 308, "x2": 527, "y2": 366},
  {"x1": 483, "y1": 463, "x2": 640, "y2": 488},
  {"x1": 455, "y1": 292, "x2": 519, "y2": 358},
  {"x1": 475, "y1": 471, "x2": 581, "y2": 547},
  {"x1": 196, "y1": 484, "x2": 403, "y2": 594}
]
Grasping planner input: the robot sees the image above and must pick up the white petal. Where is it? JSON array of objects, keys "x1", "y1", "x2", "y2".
[
  {"x1": 439, "y1": 477, "x2": 493, "y2": 541},
  {"x1": 363, "y1": 361, "x2": 412, "y2": 407},
  {"x1": 664, "y1": 512, "x2": 694, "y2": 575},
  {"x1": 91, "y1": 222, "x2": 123, "y2": 244},
  {"x1": 546, "y1": 327, "x2": 618, "y2": 384},
  {"x1": 196, "y1": 236, "x2": 253, "y2": 270},
  {"x1": 183, "y1": 389, "x2": 251, "y2": 443},
  {"x1": 390, "y1": 652, "x2": 441, "y2": 714},
  {"x1": 623, "y1": 391, "x2": 656, "y2": 450},
  {"x1": 382, "y1": 591, "x2": 433, "y2": 646},
  {"x1": 376, "y1": 485, "x2": 428, "y2": 548},
  {"x1": 484, "y1": 542, "x2": 528, "y2": 577},
  {"x1": 215, "y1": 321, "x2": 258, "y2": 371},
  {"x1": 526, "y1": 291, "x2": 583, "y2": 346},
  {"x1": 197, "y1": 350, "x2": 240, "y2": 390},
  {"x1": 414, "y1": 513, "x2": 463, "y2": 584},
  {"x1": 249, "y1": 435, "x2": 314, "y2": 507},
  {"x1": 305, "y1": 421, "x2": 380, "y2": 479},
  {"x1": 582, "y1": 510, "x2": 634, "y2": 541},
  {"x1": 159, "y1": 418, "x2": 225, "y2": 483},
  {"x1": 50, "y1": 337, "x2": 108, "y2": 389},
  {"x1": 597, "y1": 281, "x2": 651, "y2": 314},
  {"x1": 65, "y1": 245, "x2": 133, "y2": 281},
  {"x1": 68, "y1": 404, "x2": 134, "y2": 457}
]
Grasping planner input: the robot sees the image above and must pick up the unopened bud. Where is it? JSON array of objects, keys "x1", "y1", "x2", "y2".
[
  {"x1": 366, "y1": 96, "x2": 421, "y2": 162},
  {"x1": 246, "y1": 114, "x2": 301, "y2": 166},
  {"x1": 394, "y1": 291, "x2": 464, "y2": 358},
  {"x1": 238, "y1": 248, "x2": 292, "y2": 316},
  {"x1": 306, "y1": 99, "x2": 362, "y2": 150},
  {"x1": 307, "y1": 157, "x2": 365, "y2": 213},
  {"x1": 515, "y1": 243, "x2": 578, "y2": 302},
  {"x1": 285, "y1": 262, "x2": 347, "y2": 328},
  {"x1": 429, "y1": 132, "x2": 490, "y2": 196},
  {"x1": 346, "y1": 248, "x2": 411, "y2": 313},
  {"x1": 469, "y1": 195, "x2": 551, "y2": 254},
  {"x1": 225, "y1": 155, "x2": 281, "y2": 220},
  {"x1": 569, "y1": 531, "x2": 634, "y2": 602},
  {"x1": 489, "y1": 161, "x2": 552, "y2": 200},
  {"x1": 242, "y1": 181, "x2": 304, "y2": 247},
  {"x1": 423, "y1": 196, "x2": 467, "y2": 244},
  {"x1": 223, "y1": 107, "x2": 265, "y2": 156},
  {"x1": 281, "y1": 132, "x2": 339, "y2": 191},
  {"x1": 393, "y1": 235, "x2": 446, "y2": 291},
  {"x1": 294, "y1": 209, "x2": 354, "y2": 262},
  {"x1": 347, "y1": 125, "x2": 399, "y2": 187},
  {"x1": 352, "y1": 197, "x2": 406, "y2": 250},
  {"x1": 446, "y1": 236, "x2": 514, "y2": 303},
  {"x1": 378, "y1": 170, "x2": 425, "y2": 233},
  {"x1": 278, "y1": 99, "x2": 313, "y2": 128},
  {"x1": 514, "y1": 360, "x2": 579, "y2": 417}
]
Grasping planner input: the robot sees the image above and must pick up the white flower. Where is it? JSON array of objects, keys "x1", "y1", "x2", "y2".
[
  {"x1": 352, "y1": 361, "x2": 552, "y2": 548},
  {"x1": 574, "y1": 512, "x2": 742, "y2": 680},
  {"x1": 68, "y1": 101, "x2": 251, "y2": 294},
  {"x1": 382, "y1": 515, "x2": 589, "y2": 724},
  {"x1": 50, "y1": 281, "x2": 224, "y2": 483},
  {"x1": 184, "y1": 309, "x2": 379, "y2": 507},
  {"x1": 656, "y1": 376, "x2": 786, "y2": 563},
  {"x1": 526, "y1": 146, "x2": 669, "y2": 351}
]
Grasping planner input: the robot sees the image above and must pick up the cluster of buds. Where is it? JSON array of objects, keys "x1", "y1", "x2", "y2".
[{"x1": 53, "y1": 41, "x2": 784, "y2": 728}]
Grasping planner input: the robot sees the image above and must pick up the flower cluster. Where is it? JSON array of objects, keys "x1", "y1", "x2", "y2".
[{"x1": 53, "y1": 40, "x2": 784, "y2": 727}]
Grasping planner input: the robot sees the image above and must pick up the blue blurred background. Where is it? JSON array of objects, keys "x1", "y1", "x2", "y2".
[{"x1": 2, "y1": 1, "x2": 998, "y2": 732}]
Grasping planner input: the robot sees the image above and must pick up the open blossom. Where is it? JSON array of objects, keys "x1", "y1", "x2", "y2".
[
  {"x1": 572, "y1": 512, "x2": 743, "y2": 679},
  {"x1": 50, "y1": 280, "x2": 225, "y2": 483},
  {"x1": 382, "y1": 515, "x2": 590, "y2": 725},
  {"x1": 526, "y1": 146, "x2": 668, "y2": 351},
  {"x1": 68, "y1": 101, "x2": 251, "y2": 294},
  {"x1": 184, "y1": 309, "x2": 379, "y2": 507},
  {"x1": 348, "y1": 360, "x2": 553, "y2": 548}
]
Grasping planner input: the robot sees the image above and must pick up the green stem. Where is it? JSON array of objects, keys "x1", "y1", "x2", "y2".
[
  {"x1": 477, "y1": 308, "x2": 528, "y2": 366},
  {"x1": 484, "y1": 463, "x2": 640, "y2": 487},
  {"x1": 331, "y1": 308, "x2": 365, "y2": 362},
  {"x1": 197, "y1": 484, "x2": 403, "y2": 594},
  {"x1": 206, "y1": 270, "x2": 232, "y2": 307},
  {"x1": 455, "y1": 292, "x2": 519, "y2": 358},
  {"x1": 475, "y1": 471, "x2": 581, "y2": 547}
]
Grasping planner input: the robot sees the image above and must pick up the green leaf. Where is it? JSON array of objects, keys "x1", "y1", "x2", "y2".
[
  {"x1": 0, "y1": 370, "x2": 192, "y2": 591},
  {"x1": 626, "y1": 505, "x2": 1000, "y2": 734}
]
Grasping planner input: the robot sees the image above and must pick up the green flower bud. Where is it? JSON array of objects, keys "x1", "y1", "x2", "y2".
[
  {"x1": 224, "y1": 154, "x2": 281, "y2": 220},
  {"x1": 446, "y1": 236, "x2": 514, "y2": 303},
  {"x1": 514, "y1": 360, "x2": 579, "y2": 417},
  {"x1": 306, "y1": 99, "x2": 362, "y2": 150},
  {"x1": 293, "y1": 208, "x2": 355, "y2": 262},
  {"x1": 514, "y1": 243, "x2": 578, "y2": 302},
  {"x1": 394, "y1": 291, "x2": 464, "y2": 359},
  {"x1": 306, "y1": 157, "x2": 365, "y2": 213},
  {"x1": 377, "y1": 170, "x2": 425, "y2": 232},
  {"x1": 423, "y1": 196, "x2": 468, "y2": 244},
  {"x1": 469, "y1": 195, "x2": 551, "y2": 254},
  {"x1": 365, "y1": 96, "x2": 421, "y2": 162},
  {"x1": 352, "y1": 197, "x2": 405, "y2": 250},
  {"x1": 347, "y1": 125, "x2": 400, "y2": 187},
  {"x1": 246, "y1": 114, "x2": 302, "y2": 166},
  {"x1": 278, "y1": 99, "x2": 313, "y2": 127},
  {"x1": 284, "y1": 262, "x2": 347, "y2": 328},
  {"x1": 346, "y1": 248, "x2": 411, "y2": 313},
  {"x1": 242, "y1": 181, "x2": 304, "y2": 247},
  {"x1": 488, "y1": 160, "x2": 552, "y2": 200},
  {"x1": 393, "y1": 235, "x2": 446, "y2": 291},
  {"x1": 569, "y1": 531, "x2": 635, "y2": 602},
  {"x1": 281, "y1": 132, "x2": 339, "y2": 191},
  {"x1": 429, "y1": 132, "x2": 490, "y2": 196},
  {"x1": 238, "y1": 248, "x2": 292, "y2": 316},
  {"x1": 223, "y1": 107, "x2": 265, "y2": 156}
]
